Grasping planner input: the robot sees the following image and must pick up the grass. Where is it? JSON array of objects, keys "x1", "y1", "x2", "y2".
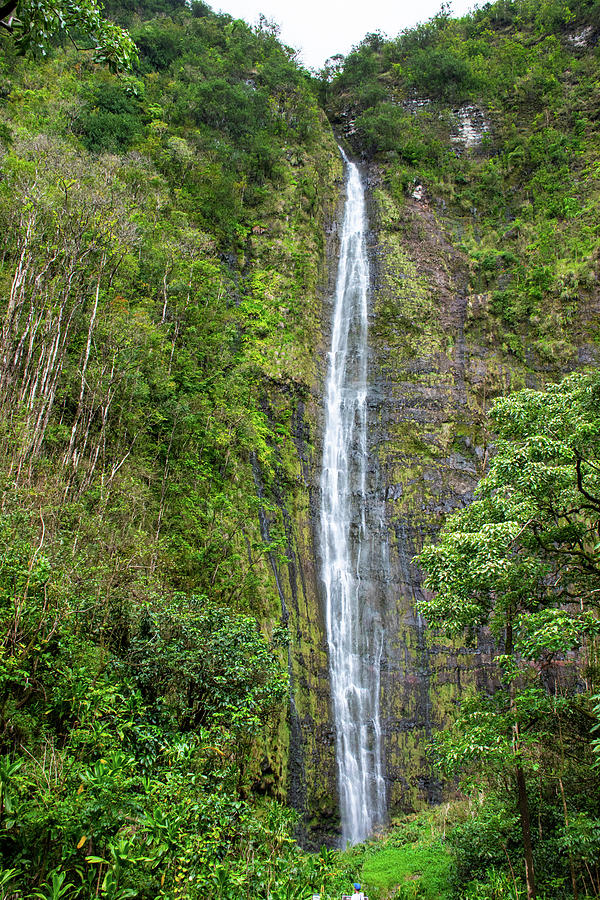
[
  {"x1": 341, "y1": 808, "x2": 465, "y2": 899},
  {"x1": 361, "y1": 840, "x2": 454, "y2": 899}
]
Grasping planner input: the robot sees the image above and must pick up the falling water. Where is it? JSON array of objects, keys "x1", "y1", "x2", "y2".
[{"x1": 320, "y1": 150, "x2": 386, "y2": 846}]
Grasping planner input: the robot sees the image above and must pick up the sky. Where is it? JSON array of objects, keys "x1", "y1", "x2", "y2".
[{"x1": 215, "y1": 0, "x2": 478, "y2": 70}]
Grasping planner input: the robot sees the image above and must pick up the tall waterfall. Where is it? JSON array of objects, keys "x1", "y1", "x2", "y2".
[{"x1": 320, "y1": 151, "x2": 386, "y2": 846}]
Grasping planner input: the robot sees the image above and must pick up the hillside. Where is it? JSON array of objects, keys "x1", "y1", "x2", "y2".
[
  {"x1": 324, "y1": 0, "x2": 600, "y2": 373},
  {"x1": 0, "y1": 3, "x2": 342, "y2": 895}
]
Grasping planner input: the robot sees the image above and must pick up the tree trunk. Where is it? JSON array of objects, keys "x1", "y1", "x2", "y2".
[
  {"x1": 64, "y1": 262, "x2": 103, "y2": 468},
  {"x1": 516, "y1": 764, "x2": 536, "y2": 900},
  {"x1": 557, "y1": 777, "x2": 579, "y2": 899},
  {"x1": 505, "y1": 613, "x2": 536, "y2": 900}
]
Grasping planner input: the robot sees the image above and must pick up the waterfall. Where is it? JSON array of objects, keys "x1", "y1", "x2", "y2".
[{"x1": 320, "y1": 150, "x2": 386, "y2": 846}]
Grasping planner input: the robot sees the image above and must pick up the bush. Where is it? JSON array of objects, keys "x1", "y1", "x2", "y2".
[
  {"x1": 76, "y1": 82, "x2": 144, "y2": 153},
  {"x1": 405, "y1": 49, "x2": 476, "y2": 102}
]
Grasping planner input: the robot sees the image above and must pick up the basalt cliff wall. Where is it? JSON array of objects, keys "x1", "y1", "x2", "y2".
[
  {"x1": 284, "y1": 7, "x2": 600, "y2": 828},
  {"x1": 278, "y1": 160, "x2": 500, "y2": 844},
  {"x1": 278, "y1": 124, "x2": 600, "y2": 844}
]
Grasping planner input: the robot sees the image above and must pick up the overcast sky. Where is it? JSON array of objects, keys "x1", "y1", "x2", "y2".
[{"x1": 215, "y1": 0, "x2": 478, "y2": 70}]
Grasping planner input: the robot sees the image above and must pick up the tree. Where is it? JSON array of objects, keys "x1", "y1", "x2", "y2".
[
  {"x1": 416, "y1": 371, "x2": 600, "y2": 900},
  {"x1": 1, "y1": 0, "x2": 136, "y2": 71},
  {"x1": 405, "y1": 47, "x2": 475, "y2": 101}
]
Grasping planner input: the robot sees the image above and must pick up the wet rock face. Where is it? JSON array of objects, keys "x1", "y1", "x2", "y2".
[
  {"x1": 358, "y1": 165, "x2": 560, "y2": 815},
  {"x1": 363, "y1": 176, "x2": 490, "y2": 814},
  {"x1": 451, "y1": 104, "x2": 490, "y2": 149},
  {"x1": 276, "y1": 150, "x2": 599, "y2": 836},
  {"x1": 285, "y1": 162, "x2": 493, "y2": 838},
  {"x1": 403, "y1": 98, "x2": 432, "y2": 114},
  {"x1": 285, "y1": 162, "x2": 501, "y2": 837},
  {"x1": 567, "y1": 25, "x2": 597, "y2": 47}
]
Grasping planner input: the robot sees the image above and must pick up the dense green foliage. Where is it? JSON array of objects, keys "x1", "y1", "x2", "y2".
[{"x1": 0, "y1": 0, "x2": 136, "y2": 70}]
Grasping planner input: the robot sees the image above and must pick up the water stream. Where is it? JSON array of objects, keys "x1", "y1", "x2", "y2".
[{"x1": 320, "y1": 151, "x2": 386, "y2": 846}]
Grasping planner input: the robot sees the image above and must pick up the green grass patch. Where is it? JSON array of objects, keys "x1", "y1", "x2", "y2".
[{"x1": 362, "y1": 840, "x2": 454, "y2": 899}]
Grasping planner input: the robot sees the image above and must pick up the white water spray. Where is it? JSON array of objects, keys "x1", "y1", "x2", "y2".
[{"x1": 320, "y1": 151, "x2": 386, "y2": 846}]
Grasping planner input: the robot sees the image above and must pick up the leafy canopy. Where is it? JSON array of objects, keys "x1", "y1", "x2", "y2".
[
  {"x1": 2, "y1": 0, "x2": 136, "y2": 71},
  {"x1": 418, "y1": 371, "x2": 600, "y2": 659}
]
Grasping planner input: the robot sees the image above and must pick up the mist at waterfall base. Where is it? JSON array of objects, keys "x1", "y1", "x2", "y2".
[{"x1": 320, "y1": 152, "x2": 386, "y2": 846}]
